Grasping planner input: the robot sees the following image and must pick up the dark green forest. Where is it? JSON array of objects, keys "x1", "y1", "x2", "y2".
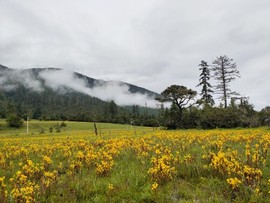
[{"x1": 0, "y1": 85, "x2": 160, "y2": 127}]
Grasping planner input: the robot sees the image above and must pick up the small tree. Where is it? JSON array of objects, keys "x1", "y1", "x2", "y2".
[
  {"x1": 197, "y1": 60, "x2": 214, "y2": 106},
  {"x1": 160, "y1": 85, "x2": 197, "y2": 127},
  {"x1": 212, "y1": 55, "x2": 240, "y2": 108},
  {"x1": 6, "y1": 114, "x2": 24, "y2": 128},
  {"x1": 260, "y1": 106, "x2": 270, "y2": 126}
]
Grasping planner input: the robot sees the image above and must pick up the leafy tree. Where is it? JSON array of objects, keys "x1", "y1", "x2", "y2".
[
  {"x1": 200, "y1": 107, "x2": 241, "y2": 129},
  {"x1": 197, "y1": 60, "x2": 214, "y2": 106},
  {"x1": 6, "y1": 114, "x2": 24, "y2": 128},
  {"x1": 142, "y1": 118, "x2": 159, "y2": 127},
  {"x1": 229, "y1": 96, "x2": 258, "y2": 127},
  {"x1": 163, "y1": 102, "x2": 179, "y2": 129},
  {"x1": 212, "y1": 55, "x2": 240, "y2": 108},
  {"x1": 259, "y1": 106, "x2": 270, "y2": 126},
  {"x1": 161, "y1": 85, "x2": 197, "y2": 127},
  {"x1": 182, "y1": 107, "x2": 201, "y2": 129}
]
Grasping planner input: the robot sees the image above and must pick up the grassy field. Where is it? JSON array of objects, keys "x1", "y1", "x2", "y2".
[
  {"x1": 0, "y1": 119, "x2": 150, "y2": 138},
  {"x1": 1, "y1": 120, "x2": 270, "y2": 202}
]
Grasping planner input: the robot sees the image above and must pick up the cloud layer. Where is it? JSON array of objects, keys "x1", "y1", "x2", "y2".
[
  {"x1": 0, "y1": 68, "x2": 159, "y2": 108},
  {"x1": 0, "y1": 0, "x2": 270, "y2": 110}
]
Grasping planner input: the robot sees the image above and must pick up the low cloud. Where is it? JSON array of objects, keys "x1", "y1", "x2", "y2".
[
  {"x1": 90, "y1": 81, "x2": 159, "y2": 108},
  {"x1": 1, "y1": 68, "x2": 160, "y2": 108},
  {"x1": 0, "y1": 69, "x2": 43, "y2": 92}
]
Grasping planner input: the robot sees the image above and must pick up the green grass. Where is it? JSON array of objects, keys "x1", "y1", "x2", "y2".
[{"x1": 0, "y1": 119, "x2": 152, "y2": 137}]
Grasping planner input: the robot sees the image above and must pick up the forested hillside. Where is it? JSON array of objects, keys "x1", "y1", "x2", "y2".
[{"x1": 0, "y1": 65, "x2": 161, "y2": 125}]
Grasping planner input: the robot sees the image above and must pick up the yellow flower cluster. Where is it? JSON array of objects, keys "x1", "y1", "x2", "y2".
[
  {"x1": 0, "y1": 128, "x2": 270, "y2": 201},
  {"x1": 108, "y1": 183, "x2": 114, "y2": 191},
  {"x1": 41, "y1": 170, "x2": 58, "y2": 188},
  {"x1": 210, "y1": 150, "x2": 241, "y2": 176},
  {"x1": 0, "y1": 176, "x2": 8, "y2": 202},
  {"x1": 227, "y1": 177, "x2": 242, "y2": 190},
  {"x1": 10, "y1": 170, "x2": 39, "y2": 203},
  {"x1": 242, "y1": 165, "x2": 262, "y2": 187},
  {"x1": 203, "y1": 131, "x2": 270, "y2": 193},
  {"x1": 148, "y1": 146, "x2": 176, "y2": 184},
  {"x1": 151, "y1": 182, "x2": 158, "y2": 191},
  {"x1": 43, "y1": 155, "x2": 53, "y2": 168}
]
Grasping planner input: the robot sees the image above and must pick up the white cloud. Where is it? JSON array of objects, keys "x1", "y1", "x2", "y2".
[
  {"x1": 90, "y1": 81, "x2": 159, "y2": 107},
  {"x1": 0, "y1": 69, "x2": 43, "y2": 92},
  {"x1": 39, "y1": 69, "x2": 159, "y2": 107}
]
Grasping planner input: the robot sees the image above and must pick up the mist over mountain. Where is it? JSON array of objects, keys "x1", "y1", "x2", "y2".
[{"x1": 0, "y1": 64, "x2": 160, "y2": 108}]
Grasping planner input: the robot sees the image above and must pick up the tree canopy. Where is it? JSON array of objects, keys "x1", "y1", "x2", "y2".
[{"x1": 161, "y1": 85, "x2": 197, "y2": 128}]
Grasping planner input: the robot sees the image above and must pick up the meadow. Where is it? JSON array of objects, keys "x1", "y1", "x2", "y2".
[{"x1": 1, "y1": 120, "x2": 270, "y2": 202}]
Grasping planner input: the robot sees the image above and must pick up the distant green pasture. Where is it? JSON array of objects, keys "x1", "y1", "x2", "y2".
[{"x1": 0, "y1": 119, "x2": 152, "y2": 137}]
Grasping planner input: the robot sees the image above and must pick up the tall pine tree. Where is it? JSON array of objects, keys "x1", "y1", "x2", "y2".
[
  {"x1": 212, "y1": 55, "x2": 240, "y2": 108},
  {"x1": 197, "y1": 60, "x2": 214, "y2": 106}
]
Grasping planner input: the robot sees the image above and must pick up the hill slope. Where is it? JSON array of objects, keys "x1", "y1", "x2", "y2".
[
  {"x1": 0, "y1": 65, "x2": 159, "y2": 101},
  {"x1": 0, "y1": 64, "x2": 161, "y2": 123}
]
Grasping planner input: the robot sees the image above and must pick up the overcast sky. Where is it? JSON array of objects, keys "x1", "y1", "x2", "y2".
[{"x1": 1, "y1": 0, "x2": 269, "y2": 110}]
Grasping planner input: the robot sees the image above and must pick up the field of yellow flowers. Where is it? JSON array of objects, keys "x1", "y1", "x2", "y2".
[{"x1": 1, "y1": 123, "x2": 270, "y2": 202}]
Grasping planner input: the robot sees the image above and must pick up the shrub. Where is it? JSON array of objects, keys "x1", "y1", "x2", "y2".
[
  {"x1": 6, "y1": 114, "x2": 24, "y2": 128},
  {"x1": 49, "y1": 127, "x2": 53, "y2": 133},
  {"x1": 60, "y1": 121, "x2": 67, "y2": 127}
]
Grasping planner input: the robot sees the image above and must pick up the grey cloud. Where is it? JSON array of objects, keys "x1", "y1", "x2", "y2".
[{"x1": 1, "y1": 0, "x2": 270, "y2": 110}]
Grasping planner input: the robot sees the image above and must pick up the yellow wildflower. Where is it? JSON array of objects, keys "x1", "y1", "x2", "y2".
[
  {"x1": 108, "y1": 183, "x2": 114, "y2": 191},
  {"x1": 227, "y1": 177, "x2": 242, "y2": 190},
  {"x1": 151, "y1": 182, "x2": 158, "y2": 191}
]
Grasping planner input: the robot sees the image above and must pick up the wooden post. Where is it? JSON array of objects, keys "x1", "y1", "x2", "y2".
[
  {"x1": 26, "y1": 116, "x2": 29, "y2": 134},
  {"x1": 94, "y1": 122, "x2": 98, "y2": 136}
]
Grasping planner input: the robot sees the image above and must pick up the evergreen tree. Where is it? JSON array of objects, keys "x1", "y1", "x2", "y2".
[
  {"x1": 197, "y1": 60, "x2": 214, "y2": 106},
  {"x1": 132, "y1": 105, "x2": 139, "y2": 118},
  {"x1": 212, "y1": 55, "x2": 240, "y2": 108},
  {"x1": 108, "y1": 100, "x2": 118, "y2": 120}
]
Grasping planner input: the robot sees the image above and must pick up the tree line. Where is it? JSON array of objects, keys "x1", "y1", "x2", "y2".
[
  {"x1": 0, "y1": 86, "x2": 160, "y2": 128},
  {"x1": 158, "y1": 55, "x2": 270, "y2": 129},
  {"x1": 1, "y1": 55, "x2": 270, "y2": 129}
]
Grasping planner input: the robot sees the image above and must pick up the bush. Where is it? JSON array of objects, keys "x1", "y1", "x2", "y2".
[
  {"x1": 60, "y1": 121, "x2": 67, "y2": 127},
  {"x1": 6, "y1": 114, "x2": 24, "y2": 128},
  {"x1": 143, "y1": 118, "x2": 159, "y2": 127},
  {"x1": 200, "y1": 107, "x2": 241, "y2": 129},
  {"x1": 49, "y1": 127, "x2": 53, "y2": 133}
]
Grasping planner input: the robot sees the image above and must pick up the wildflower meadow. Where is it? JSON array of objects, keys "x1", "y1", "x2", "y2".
[{"x1": 1, "y1": 121, "x2": 270, "y2": 202}]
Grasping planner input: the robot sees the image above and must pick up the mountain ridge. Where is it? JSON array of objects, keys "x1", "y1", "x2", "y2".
[
  {"x1": 0, "y1": 64, "x2": 161, "y2": 122},
  {"x1": 0, "y1": 64, "x2": 159, "y2": 99}
]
